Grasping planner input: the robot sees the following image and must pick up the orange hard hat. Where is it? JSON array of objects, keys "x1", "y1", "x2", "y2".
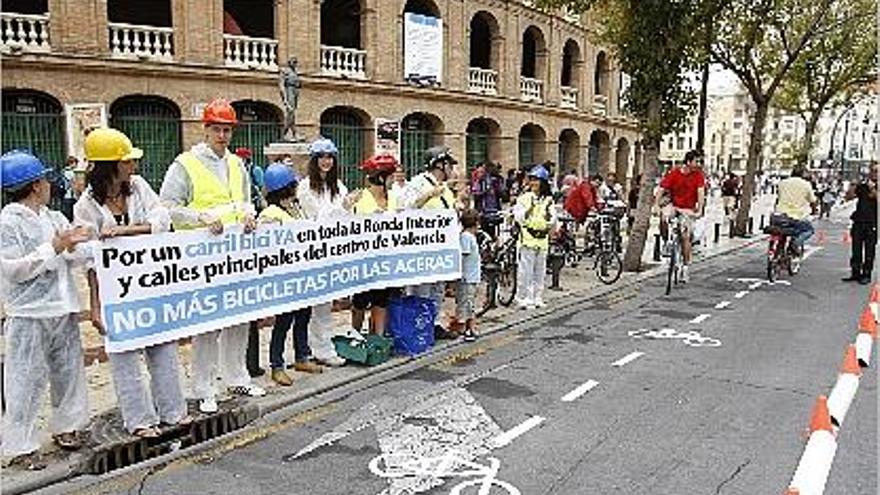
[{"x1": 202, "y1": 98, "x2": 238, "y2": 125}]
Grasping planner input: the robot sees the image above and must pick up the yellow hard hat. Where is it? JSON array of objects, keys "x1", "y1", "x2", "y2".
[{"x1": 84, "y1": 128, "x2": 144, "y2": 162}]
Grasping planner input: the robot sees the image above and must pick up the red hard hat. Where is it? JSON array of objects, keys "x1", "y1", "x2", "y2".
[
  {"x1": 361, "y1": 154, "x2": 398, "y2": 174},
  {"x1": 234, "y1": 147, "x2": 252, "y2": 159},
  {"x1": 203, "y1": 98, "x2": 238, "y2": 125}
]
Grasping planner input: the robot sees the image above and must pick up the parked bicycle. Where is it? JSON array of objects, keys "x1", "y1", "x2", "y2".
[
  {"x1": 763, "y1": 215, "x2": 802, "y2": 282},
  {"x1": 477, "y1": 213, "x2": 518, "y2": 316},
  {"x1": 550, "y1": 209, "x2": 623, "y2": 285}
]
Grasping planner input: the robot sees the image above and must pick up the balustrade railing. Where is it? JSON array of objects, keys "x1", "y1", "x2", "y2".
[
  {"x1": 468, "y1": 68, "x2": 498, "y2": 95},
  {"x1": 224, "y1": 34, "x2": 278, "y2": 70},
  {"x1": 320, "y1": 45, "x2": 366, "y2": 78},
  {"x1": 520, "y1": 77, "x2": 543, "y2": 103},
  {"x1": 1, "y1": 13, "x2": 50, "y2": 53},
  {"x1": 109, "y1": 22, "x2": 174, "y2": 61},
  {"x1": 560, "y1": 86, "x2": 578, "y2": 109}
]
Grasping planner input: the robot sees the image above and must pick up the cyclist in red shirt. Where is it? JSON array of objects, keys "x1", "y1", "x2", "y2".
[{"x1": 654, "y1": 150, "x2": 706, "y2": 282}]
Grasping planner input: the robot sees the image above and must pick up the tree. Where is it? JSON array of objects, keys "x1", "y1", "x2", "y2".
[
  {"x1": 711, "y1": 0, "x2": 844, "y2": 236},
  {"x1": 539, "y1": 0, "x2": 702, "y2": 271},
  {"x1": 775, "y1": 0, "x2": 877, "y2": 168}
]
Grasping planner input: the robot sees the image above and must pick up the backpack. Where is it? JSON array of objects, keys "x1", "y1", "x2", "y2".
[{"x1": 564, "y1": 180, "x2": 594, "y2": 222}]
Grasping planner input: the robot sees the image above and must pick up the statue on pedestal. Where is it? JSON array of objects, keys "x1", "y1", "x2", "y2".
[{"x1": 279, "y1": 58, "x2": 301, "y2": 141}]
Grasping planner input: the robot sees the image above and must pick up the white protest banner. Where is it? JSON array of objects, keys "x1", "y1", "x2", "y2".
[
  {"x1": 95, "y1": 210, "x2": 461, "y2": 353},
  {"x1": 404, "y1": 13, "x2": 443, "y2": 83}
]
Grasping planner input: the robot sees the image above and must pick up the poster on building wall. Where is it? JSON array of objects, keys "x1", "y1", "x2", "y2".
[
  {"x1": 618, "y1": 73, "x2": 632, "y2": 113},
  {"x1": 376, "y1": 119, "x2": 401, "y2": 159},
  {"x1": 66, "y1": 103, "x2": 108, "y2": 161},
  {"x1": 404, "y1": 13, "x2": 443, "y2": 84}
]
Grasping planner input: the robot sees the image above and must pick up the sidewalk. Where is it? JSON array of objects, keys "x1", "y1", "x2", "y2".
[{"x1": 1, "y1": 195, "x2": 775, "y2": 494}]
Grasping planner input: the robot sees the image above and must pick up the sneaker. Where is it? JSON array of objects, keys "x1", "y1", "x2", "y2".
[
  {"x1": 680, "y1": 265, "x2": 689, "y2": 284},
  {"x1": 434, "y1": 325, "x2": 458, "y2": 340},
  {"x1": 199, "y1": 397, "x2": 218, "y2": 414},
  {"x1": 317, "y1": 356, "x2": 346, "y2": 367},
  {"x1": 463, "y1": 329, "x2": 477, "y2": 342},
  {"x1": 533, "y1": 299, "x2": 547, "y2": 308},
  {"x1": 227, "y1": 384, "x2": 267, "y2": 397},
  {"x1": 293, "y1": 361, "x2": 324, "y2": 374},
  {"x1": 271, "y1": 369, "x2": 293, "y2": 387},
  {"x1": 859, "y1": 275, "x2": 872, "y2": 285},
  {"x1": 247, "y1": 367, "x2": 266, "y2": 378},
  {"x1": 842, "y1": 274, "x2": 861, "y2": 282}
]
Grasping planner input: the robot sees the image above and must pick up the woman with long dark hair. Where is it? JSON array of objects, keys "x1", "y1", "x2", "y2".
[{"x1": 74, "y1": 128, "x2": 189, "y2": 438}]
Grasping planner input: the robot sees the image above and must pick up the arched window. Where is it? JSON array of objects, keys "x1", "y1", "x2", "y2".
[
  {"x1": 110, "y1": 95, "x2": 182, "y2": 189},
  {"x1": 558, "y1": 129, "x2": 580, "y2": 173},
  {"x1": 401, "y1": 113, "x2": 443, "y2": 178},
  {"x1": 230, "y1": 101, "x2": 283, "y2": 167},
  {"x1": 465, "y1": 118, "x2": 500, "y2": 173},
  {"x1": 469, "y1": 12, "x2": 498, "y2": 70},
  {"x1": 587, "y1": 129, "x2": 611, "y2": 176},
  {"x1": 319, "y1": 106, "x2": 370, "y2": 190},
  {"x1": 594, "y1": 51, "x2": 609, "y2": 96},
  {"x1": 321, "y1": 0, "x2": 362, "y2": 49},
  {"x1": 561, "y1": 40, "x2": 580, "y2": 88},
  {"x1": 518, "y1": 124, "x2": 547, "y2": 169},
  {"x1": 615, "y1": 137, "x2": 630, "y2": 184},
  {"x1": 1, "y1": 90, "x2": 65, "y2": 169},
  {"x1": 521, "y1": 26, "x2": 546, "y2": 79}
]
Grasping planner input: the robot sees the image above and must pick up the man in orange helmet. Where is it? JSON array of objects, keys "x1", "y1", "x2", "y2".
[{"x1": 159, "y1": 98, "x2": 265, "y2": 414}]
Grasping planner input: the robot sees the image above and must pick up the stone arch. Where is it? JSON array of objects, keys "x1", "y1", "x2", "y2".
[
  {"x1": 1, "y1": 88, "x2": 65, "y2": 170},
  {"x1": 465, "y1": 117, "x2": 501, "y2": 172},
  {"x1": 587, "y1": 128, "x2": 611, "y2": 176},
  {"x1": 558, "y1": 128, "x2": 580, "y2": 174},
  {"x1": 401, "y1": 111, "x2": 445, "y2": 177},
  {"x1": 469, "y1": 11, "x2": 501, "y2": 72},
  {"x1": 319, "y1": 105, "x2": 373, "y2": 189},
  {"x1": 110, "y1": 94, "x2": 182, "y2": 189},
  {"x1": 615, "y1": 137, "x2": 630, "y2": 184},
  {"x1": 518, "y1": 123, "x2": 547, "y2": 169},
  {"x1": 521, "y1": 25, "x2": 547, "y2": 80}
]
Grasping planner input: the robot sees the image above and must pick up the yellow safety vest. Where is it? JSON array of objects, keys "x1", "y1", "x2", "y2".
[
  {"x1": 258, "y1": 204, "x2": 294, "y2": 222},
  {"x1": 419, "y1": 173, "x2": 455, "y2": 210},
  {"x1": 176, "y1": 151, "x2": 245, "y2": 228},
  {"x1": 518, "y1": 192, "x2": 553, "y2": 250},
  {"x1": 353, "y1": 188, "x2": 398, "y2": 215}
]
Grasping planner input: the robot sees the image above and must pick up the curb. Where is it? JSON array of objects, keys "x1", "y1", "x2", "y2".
[{"x1": 9, "y1": 235, "x2": 765, "y2": 495}]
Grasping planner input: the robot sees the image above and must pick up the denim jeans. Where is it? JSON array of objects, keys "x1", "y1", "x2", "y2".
[
  {"x1": 269, "y1": 307, "x2": 312, "y2": 370},
  {"x1": 789, "y1": 218, "x2": 814, "y2": 247}
]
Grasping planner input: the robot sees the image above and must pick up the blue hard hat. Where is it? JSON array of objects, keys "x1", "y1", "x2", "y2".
[
  {"x1": 0, "y1": 150, "x2": 48, "y2": 190},
  {"x1": 308, "y1": 137, "x2": 338, "y2": 158},
  {"x1": 527, "y1": 165, "x2": 549, "y2": 182},
  {"x1": 264, "y1": 163, "x2": 298, "y2": 193}
]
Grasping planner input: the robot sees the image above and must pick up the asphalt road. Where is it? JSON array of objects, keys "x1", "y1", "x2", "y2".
[{"x1": 72, "y1": 215, "x2": 877, "y2": 495}]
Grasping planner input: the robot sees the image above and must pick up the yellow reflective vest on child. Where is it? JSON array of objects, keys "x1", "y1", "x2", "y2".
[{"x1": 515, "y1": 192, "x2": 555, "y2": 250}]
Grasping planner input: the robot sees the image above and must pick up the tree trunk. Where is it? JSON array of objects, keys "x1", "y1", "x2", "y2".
[
  {"x1": 733, "y1": 102, "x2": 769, "y2": 236},
  {"x1": 622, "y1": 98, "x2": 662, "y2": 272},
  {"x1": 799, "y1": 110, "x2": 822, "y2": 167},
  {"x1": 696, "y1": 61, "x2": 709, "y2": 152}
]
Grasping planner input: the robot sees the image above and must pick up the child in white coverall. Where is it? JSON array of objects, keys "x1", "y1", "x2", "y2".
[
  {"x1": 0, "y1": 150, "x2": 92, "y2": 470},
  {"x1": 513, "y1": 165, "x2": 557, "y2": 309}
]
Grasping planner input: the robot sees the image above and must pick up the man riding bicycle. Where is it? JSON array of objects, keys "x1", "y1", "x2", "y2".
[
  {"x1": 655, "y1": 150, "x2": 706, "y2": 283},
  {"x1": 772, "y1": 167, "x2": 816, "y2": 255}
]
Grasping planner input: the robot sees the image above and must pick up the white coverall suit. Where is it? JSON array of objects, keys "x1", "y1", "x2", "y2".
[
  {"x1": 0, "y1": 203, "x2": 90, "y2": 457},
  {"x1": 159, "y1": 143, "x2": 257, "y2": 400},
  {"x1": 513, "y1": 192, "x2": 557, "y2": 305},
  {"x1": 74, "y1": 175, "x2": 187, "y2": 432}
]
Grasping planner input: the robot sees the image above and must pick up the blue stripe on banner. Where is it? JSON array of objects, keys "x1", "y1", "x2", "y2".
[{"x1": 103, "y1": 249, "x2": 460, "y2": 344}]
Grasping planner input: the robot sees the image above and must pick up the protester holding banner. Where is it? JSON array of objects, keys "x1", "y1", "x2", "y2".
[
  {"x1": 74, "y1": 128, "x2": 191, "y2": 437},
  {"x1": 258, "y1": 163, "x2": 323, "y2": 387},
  {"x1": 351, "y1": 154, "x2": 400, "y2": 335},
  {"x1": 296, "y1": 137, "x2": 357, "y2": 367},
  {"x1": 514, "y1": 165, "x2": 557, "y2": 309},
  {"x1": 159, "y1": 98, "x2": 265, "y2": 414},
  {"x1": 402, "y1": 146, "x2": 458, "y2": 340},
  {"x1": 0, "y1": 150, "x2": 92, "y2": 470}
]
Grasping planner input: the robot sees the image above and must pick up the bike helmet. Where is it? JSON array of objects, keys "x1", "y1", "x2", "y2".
[
  {"x1": 527, "y1": 165, "x2": 550, "y2": 182},
  {"x1": 424, "y1": 145, "x2": 458, "y2": 170},
  {"x1": 264, "y1": 163, "x2": 299, "y2": 193},
  {"x1": 1, "y1": 150, "x2": 48, "y2": 190},
  {"x1": 309, "y1": 137, "x2": 338, "y2": 158},
  {"x1": 360, "y1": 154, "x2": 398, "y2": 175}
]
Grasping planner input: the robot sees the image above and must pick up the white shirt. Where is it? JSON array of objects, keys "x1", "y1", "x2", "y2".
[
  {"x1": 74, "y1": 175, "x2": 171, "y2": 235},
  {"x1": 296, "y1": 177, "x2": 349, "y2": 220},
  {"x1": 0, "y1": 203, "x2": 89, "y2": 317}
]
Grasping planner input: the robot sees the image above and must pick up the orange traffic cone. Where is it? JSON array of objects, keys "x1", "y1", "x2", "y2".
[
  {"x1": 870, "y1": 284, "x2": 880, "y2": 304},
  {"x1": 809, "y1": 395, "x2": 833, "y2": 434},
  {"x1": 841, "y1": 345, "x2": 862, "y2": 376},
  {"x1": 783, "y1": 489, "x2": 799, "y2": 495},
  {"x1": 859, "y1": 306, "x2": 878, "y2": 338}
]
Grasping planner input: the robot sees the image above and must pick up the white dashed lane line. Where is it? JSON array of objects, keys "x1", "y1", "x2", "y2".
[
  {"x1": 611, "y1": 352, "x2": 645, "y2": 367},
  {"x1": 734, "y1": 290, "x2": 749, "y2": 299},
  {"x1": 690, "y1": 314, "x2": 712, "y2": 324},
  {"x1": 492, "y1": 416, "x2": 546, "y2": 448},
  {"x1": 561, "y1": 380, "x2": 600, "y2": 402},
  {"x1": 715, "y1": 301, "x2": 731, "y2": 309}
]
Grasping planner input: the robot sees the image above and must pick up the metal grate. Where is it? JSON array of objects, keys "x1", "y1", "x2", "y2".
[
  {"x1": 320, "y1": 109, "x2": 367, "y2": 191},
  {"x1": 110, "y1": 96, "x2": 182, "y2": 190},
  {"x1": 231, "y1": 101, "x2": 282, "y2": 168}
]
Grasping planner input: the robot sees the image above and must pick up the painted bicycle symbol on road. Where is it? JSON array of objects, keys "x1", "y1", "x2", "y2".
[
  {"x1": 628, "y1": 328, "x2": 722, "y2": 347},
  {"x1": 369, "y1": 450, "x2": 520, "y2": 495}
]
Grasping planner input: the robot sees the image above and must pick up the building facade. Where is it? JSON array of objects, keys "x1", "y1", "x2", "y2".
[{"x1": 1, "y1": 0, "x2": 642, "y2": 190}]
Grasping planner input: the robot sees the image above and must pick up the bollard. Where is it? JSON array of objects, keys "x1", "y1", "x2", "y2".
[
  {"x1": 714, "y1": 223, "x2": 720, "y2": 244},
  {"x1": 729, "y1": 220, "x2": 735, "y2": 238},
  {"x1": 760, "y1": 214, "x2": 765, "y2": 230},
  {"x1": 548, "y1": 251, "x2": 564, "y2": 290},
  {"x1": 748, "y1": 217, "x2": 754, "y2": 235},
  {"x1": 653, "y1": 234, "x2": 661, "y2": 262}
]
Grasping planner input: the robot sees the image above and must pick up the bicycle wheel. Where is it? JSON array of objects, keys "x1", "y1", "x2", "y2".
[
  {"x1": 766, "y1": 256, "x2": 777, "y2": 283},
  {"x1": 787, "y1": 244, "x2": 802, "y2": 276},
  {"x1": 666, "y1": 239, "x2": 678, "y2": 296},
  {"x1": 477, "y1": 271, "x2": 497, "y2": 317},
  {"x1": 496, "y1": 249, "x2": 517, "y2": 307},
  {"x1": 595, "y1": 250, "x2": 623, "y2": 284}
]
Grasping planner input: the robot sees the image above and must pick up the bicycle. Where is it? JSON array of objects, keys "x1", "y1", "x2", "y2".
[
  {"x1": 550, "y1": 210, "x2": 623, "y2": 285},
  {"x1": 763, "y1": 216, "x2": 803, "y2": 283},
  {"x1": 477, "y1": 214, "x2": 518, "y2": 316},
  {"x1": 665, "y1": 211, "x2": 685, "y2": 296},
  {"x1": 369, "y1": 450, "x2": 521, "y2": 495}
]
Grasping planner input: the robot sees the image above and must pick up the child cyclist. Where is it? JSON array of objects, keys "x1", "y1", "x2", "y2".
[
  {"x1": 259, "y1": 163, "x2": 324, "y2": 386},
  {"x1": 456, "y1": 209, "x2": 481, "y2": 341},
  {"x1": 351, "y1": 154, "x2": 400, "y2": 335},
  {"x1": 1, "y1": 150, "x2": 92, "y2": 470},
  {"x1": 513, "y1": 165, "x2": 557, "y2": 309}
]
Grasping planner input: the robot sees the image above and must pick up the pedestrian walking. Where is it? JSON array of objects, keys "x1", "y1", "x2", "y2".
[
  {"x1": 75, "y1": 128, "x2": 190, "y2": 437},
  {"x1": 455, "y1": 209, "x2": 481, "y2": 342},
  {"x1": 1, "y1": 150, "x2": 92, "y2": 470},
  {"x1": 721, "y1": 172, "x2": 739, "y2": 216},
  {"x1": 402, "y1": 146, "x2": 459, "y2": 340},
  {"x1": 159, "y1": 98, "x2": 265, "y2": 414},
  {"x1": 296, "y1": 137, "x2": 358, "y2": 367},
  {"x1": 842, "y1": 163, "x2": 878, "y2": 285},
  {"x1": 258, "y1": 163, "x2": 323, "y2": 387},
  {"x1": 514, "y1": 165, "x2": 557, "y2": 309}
]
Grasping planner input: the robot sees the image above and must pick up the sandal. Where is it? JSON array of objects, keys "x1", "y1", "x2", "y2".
[
  {"x1": 162, "y1": 414, "x2": 194, "y2": 427},
  {"x1": 6, "y1": 452, "x2": 47, "y2": 471},
  {"x1": 52, "y1": 431, "x2": 84, "y2": 451},
  {"x1": 132, "y1": 426, "x2": 161, "y2": 439}
]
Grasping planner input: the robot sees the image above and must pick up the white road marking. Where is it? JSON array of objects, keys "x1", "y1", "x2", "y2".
[
  {"x1": 802, "y1": 246, "x2": 823, "y2": 260},
  {"x1": 611, "y1": 351, "x2": 645, "y2": 367},
  {"x1": 690, "y1": 314, "x2": 712, "y2": 324},
  {"x1": 715, "y1": 301, "x2": 731, "y2": 309},
  {"x1": 561, "y1": 380, "x2": 600, "y2": 402},
  {"x1": 748, "y1": 281, "x2": 763, "y2": 290},
  {"x1": 492, "y1": 416, "x2": 546, "y2": 448},
  {"x1": 734, "y1": 290, "x2": 749, "y2": 299}
]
